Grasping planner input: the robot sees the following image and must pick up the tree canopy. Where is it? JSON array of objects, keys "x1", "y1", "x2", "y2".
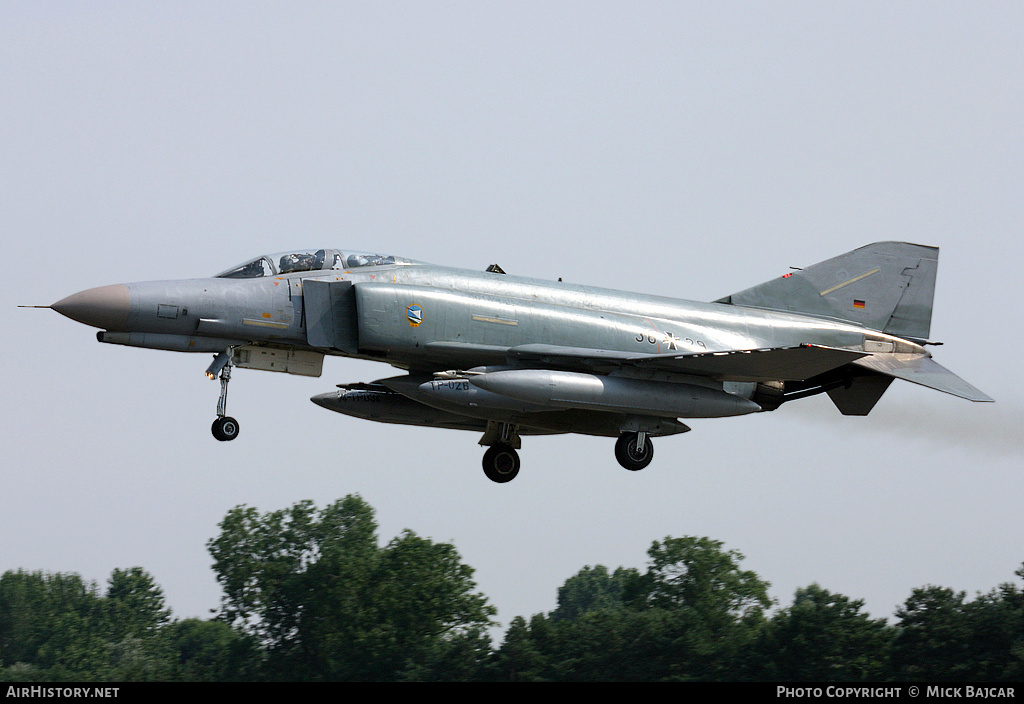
[
  {"x1": 206, "y1": 494, "x2": 496, "y2": 680},
  {"x1": 2, "y1": 496, "x2": 1022, "y2": 682}
]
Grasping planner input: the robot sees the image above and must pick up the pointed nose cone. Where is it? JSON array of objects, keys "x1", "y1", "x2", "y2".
[
  {"x1": 51, "y1": 284, "x2": 130, "y2": 330},
  {"x1": 310, "y1": 392, "x2": 340, "y2": 411}
]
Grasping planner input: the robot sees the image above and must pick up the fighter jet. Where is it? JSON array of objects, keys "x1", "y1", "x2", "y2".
[{"x1": 46, "y1": 242, "x2": 991, "y2": 482}]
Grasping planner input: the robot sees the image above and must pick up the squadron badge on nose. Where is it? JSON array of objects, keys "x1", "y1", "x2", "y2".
[{"x1": 406, "y1": 304, "x2": 423, "y2": 327}]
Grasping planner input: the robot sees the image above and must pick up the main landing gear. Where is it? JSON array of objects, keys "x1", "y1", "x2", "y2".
[
  {"x1": 480, "y1": 422, "x2": 521, "y2": 483},
  {"x1": 615, "y1": 431, "x2": 653, "y2": 471},
  {"x1": 208, "y1": 351, "x2": 239, "y2": 442},
  {"x1": 482, "y1": 444, "x2": 520, "y2": 483},
  {"x1": 480, "y1": 425, "x2": 656, "y2": 482}
]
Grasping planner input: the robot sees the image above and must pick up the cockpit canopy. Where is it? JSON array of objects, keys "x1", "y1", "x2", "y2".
[{"x1": 215, "y1": 249, "x2": 408, "y2": 279}]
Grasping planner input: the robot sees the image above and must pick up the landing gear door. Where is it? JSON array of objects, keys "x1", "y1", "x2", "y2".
[
  {"x1": 304, "y1": 280, "x2": 359, "y2": 354},
  {"x1": 231, "y1": 346, "x2": 324, "y2": 377}
]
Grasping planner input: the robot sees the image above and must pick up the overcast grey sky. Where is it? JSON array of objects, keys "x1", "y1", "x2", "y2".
[{"x1": 3, "y1": 2, "x2": 1023, "y2": 635}]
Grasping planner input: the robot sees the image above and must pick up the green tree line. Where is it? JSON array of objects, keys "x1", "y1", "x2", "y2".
[{"x1": 2, "y1": 495, "x2": 1021, "y2": 681}]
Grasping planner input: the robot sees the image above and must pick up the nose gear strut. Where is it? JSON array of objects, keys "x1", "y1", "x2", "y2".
[{"x1": 207, "y1": 350, "x2": 239, "y2": 441}]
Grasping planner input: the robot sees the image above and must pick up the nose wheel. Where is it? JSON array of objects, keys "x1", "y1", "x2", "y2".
[
  {"x1": 212, "y1": 416, "x2": 240, "y2": 441},
  {"x1": 208, "y1": 351, "x2": 239, "y2": 442}
]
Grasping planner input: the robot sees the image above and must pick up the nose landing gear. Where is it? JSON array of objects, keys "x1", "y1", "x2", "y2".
[
  {"x1": 212, "y1": 414, "x2": 239, "y2": 441},
  {"x1": 207, "y1": 351, "x2": 239, "y2": 442}
]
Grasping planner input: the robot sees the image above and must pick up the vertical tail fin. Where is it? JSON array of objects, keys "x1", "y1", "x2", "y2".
[{"x1": 716, "y1": 242, "x2": 938, "y2": 342}]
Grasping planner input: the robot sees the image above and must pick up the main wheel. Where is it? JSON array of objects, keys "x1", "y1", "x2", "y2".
[
  {"x1": 482, "y1": 443, "x2": 520, "y2": 483},
  {"x1": 615, "y1": 432, "x2": 653, "y2": 471},
  {"x1": 212, "y1": 416, "x2": 240, "y2": 442}
]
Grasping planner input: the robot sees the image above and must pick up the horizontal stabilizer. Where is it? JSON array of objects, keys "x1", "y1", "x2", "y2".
[{"x1": 852, "y1": 354, "x2": 993, "y2": 402}]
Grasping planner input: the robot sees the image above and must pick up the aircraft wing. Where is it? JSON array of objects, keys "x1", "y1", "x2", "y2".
[
  {"x1": 509, "y1": 344, "x2": 991, "y2": 401},
  {"x1": 508, "y1": 343, "x2": 867, "y2": 381},
  {"x1": 630, "y1": 344, "x2": 868, "y2": 380},
  {"x1": 507, "y1": 344, "x2": 645, "y2": 373}
]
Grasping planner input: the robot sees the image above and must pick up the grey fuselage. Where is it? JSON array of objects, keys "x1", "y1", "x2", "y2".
[
  {"x1": 48, "y1": 242, "x2": 989, "y2": 474},
  {"x1": 100, "y1": 261, "x2": 919, "y2": 366},
  {"x1": 64, "y1": 256, "x2": 925, "y2": 440},
  {"x1": 112, "y1": 260, "x2": 921, "y2": 360}
]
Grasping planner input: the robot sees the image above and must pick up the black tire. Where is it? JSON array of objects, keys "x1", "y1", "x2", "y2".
[
  {"x1": 482, "y1": 444, "x2": 520, "y2": 483},
  {"x1": 615, "y1": 432, "x2": 653, "y2": 471},
  {"x1": 212, "y1": 416, "x2": 240, "y2": 442}
]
